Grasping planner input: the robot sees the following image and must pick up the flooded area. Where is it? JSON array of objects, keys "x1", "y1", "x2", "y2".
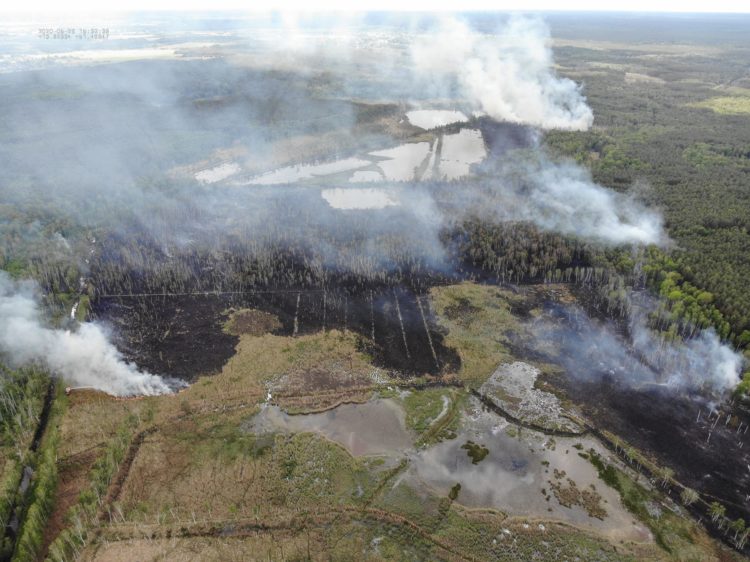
[
  {"x1": 370, "y1": 142, "x2": 432, "y2": 181},
  {"x1": 195, "y1": 124, "x2": 488, "y2": 187},
  {"x1": 438, "y1": 128, "x2": 487, "y2": 180},
  {"x1": 246, "y1": 398, "x2": 414, "y2": 456},
  {"x1": 194, "y1": 161, "x2": 241, "y2": 184},
  {"x1": 321, "y1": 187, "x2": 399, "y2": 210},
  {"x1": 349, "y1": 170, "x2": 385, "y2": 182},
  {"x1": 404, "y1": 399, "x2": 650, "y2": 542},
  {"x1": 406, "y1": 109, "x2": 468, "y2": 130},
  {"x1": 245, "y1": 392, "x2": 650, "y2": 543},
  {"x1": 241, "y1": 157, "x2": 371, "y2": 185}
]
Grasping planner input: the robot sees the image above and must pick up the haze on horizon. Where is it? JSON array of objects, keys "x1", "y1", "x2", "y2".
[{"x1": 2, "y1": 0, "x2": 750, "y2": 14}]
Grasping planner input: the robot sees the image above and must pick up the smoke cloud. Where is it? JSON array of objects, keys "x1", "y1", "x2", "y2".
[
  {"x1": 530, "y1": 295, "x2": 742, "y2": 395},
  {"x1": 629, "y1": 298, "x2": 743, "y2": 392},
  {"x1": 0, "y1": 272, "x2": 177, "y2": 396},
  {"x1": 411, "y1": 16, "x2": 594, "y2": 131},
  {"x1": 0, "y1": 13, "x2": 675, "y2": 393},
  {"x1": 470, "y1": 154, "x2": 666, "y2": 245}
]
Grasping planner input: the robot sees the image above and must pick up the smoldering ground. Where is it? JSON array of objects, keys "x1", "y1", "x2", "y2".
[
  {"x1": 527, "y1": 297, "x2": 742, "y2": 395},
  {"x1": 520, "y1": 295, "x2": 750, "y2": 525}
]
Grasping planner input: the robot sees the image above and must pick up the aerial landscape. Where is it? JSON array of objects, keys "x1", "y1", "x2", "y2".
[{"x1": 1, "y1": 3, "x2": 750, "y2": 561}]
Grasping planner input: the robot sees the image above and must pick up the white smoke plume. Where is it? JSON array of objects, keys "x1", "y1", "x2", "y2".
[
  {"x1": 0, "y1": 272, "x2": 177, "y2": 396},
  {"x1": 629, "y1": 300, "x2": 743, "y2": 393},
  {"x1": 489, "y1": 157, "x2": 666, "y2": 245},
  {"x1": 640, "y1": 328, "x2": 742, "y2": 392},
  {"x1": 531, "y1": 295, "x2": 743, "y2": 395},
  {"x1": 411, "y1": 16, "x2": 594, "y2": 131}
]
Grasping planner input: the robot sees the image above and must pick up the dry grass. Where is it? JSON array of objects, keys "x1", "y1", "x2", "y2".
[
  {"x1": 82, "y1": 507, "x2": 484, "y2": 562},
  {"x1": 115, "y1": 417, "x2": 377, "y2": 526},
  {"x1": 80, "y1": 535, "x2": 320, "y2": 562},
  {"x1": 690, "y1": 90, "x2": 750, "y2": 115},
  {"x1": 57, "y1": 391, "x2": 151, "y2": 459},
  {"x1": 429, "y1": 283, "x2": 519, "y2": 385},
  {"x1": 268, "y1": 331, "x2": 379, "y2": 413},
  {"x1": 155, "y1": 329, "x2": 378, "y2": 421},
  {"x1": 223, "y1": 308, "x2": 282, "y2": 336},
  {"x1": 40, "y1": 448, "x2": 99, "y2": 558}
]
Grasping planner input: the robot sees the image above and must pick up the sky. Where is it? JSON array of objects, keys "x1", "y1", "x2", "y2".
[{"x1": 1, "y1": 0, "x2": 749, "y2": 13}]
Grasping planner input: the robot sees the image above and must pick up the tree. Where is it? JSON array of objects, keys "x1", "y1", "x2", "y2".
[
  {"x1": 658, "y1": 466, "x2": 674, "y2": 488},
  {"x1": 709, "y1": 501, "x2": 726, "y2": 525},
  {"x1": 730, "y1": 518, "x2": 746, "y2": 544},
  {"x1": 680, "y1": 487, "x2": 699, "y2": 507},
  {"x1": 735, "y1": 371, "x2": 750, "y2": 397}
]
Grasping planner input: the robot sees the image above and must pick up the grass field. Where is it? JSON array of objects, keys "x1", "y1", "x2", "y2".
[
  {"x1": 429, "y1": 283, "x2": 520, "y2": 385},
  {"x1": 690, "y1": 91, "x2": 750, "y2": 115}
]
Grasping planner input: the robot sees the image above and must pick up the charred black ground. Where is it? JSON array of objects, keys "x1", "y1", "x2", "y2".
[
  {"x1": 92, "y1": 281, "x2": 462, "y2": 380},
  {"x1": 89, "y1": 241, "x2": 750, "y2": 536},
  {"x1": 519, "y1": 299, "x2": 750, "y2": 526}
]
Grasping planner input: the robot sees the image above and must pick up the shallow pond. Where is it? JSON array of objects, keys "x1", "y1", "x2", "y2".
[
  {"x1": 404, "y1": 402, "x2": 650, "y2": 542},
  {"x1": 195, "y1": 161, "x2": 241, "y2": 184},
  {"x1": 245, "y1": 395, "x2": 650, "y2": 542},
  {"x1": 370, "y1": 142, "x2": 432, "y2": 181},
  {"x1": 438, "y1": 128, "x2": 486, "y2": 180},
  {"x1": 242, "y1": 157, "x2": 370, "y2": 185},
  {"x1": 406, "y1": 109, "x2": 468, "y2": 130},
  {"x1": 321, "y1": 187, "x2": 399, "y2": 210},
  {"x1": 246, "y1": 398, "x2": 414, "y2": 456}
]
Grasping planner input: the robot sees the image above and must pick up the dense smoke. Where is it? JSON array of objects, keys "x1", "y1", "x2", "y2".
[
  {"x1": 0, "y1": 272, "x2": 177, "y2": 396},
  {"x1": 0, "y1": 13, "x2": 659, "y2": 259},
  {"x1": 411, "y1": 16, "x2": 594, "y2": 130},
  {"x1": 530, "y1": 295, "x2": 742, "y2": 395},
  {"x1": 474, "y1": 155, "x2": 666, "y2": 245},
  {"x1": 0, "y1": 13, "x2": 676, "y2": 394},
  {"x1": 628, "y1": 297, "x2": 742, "y2": 392}
]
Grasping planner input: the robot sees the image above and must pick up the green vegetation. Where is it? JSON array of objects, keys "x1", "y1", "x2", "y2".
[
  {"x1": 642, "y1": 248, "x2": 735, "y2": 341},
  {"x1": 586, "y1": 449, "x2": 738, "y2": 558},
  {"x1": 682, "y1": 142, "x2": 733, "y2": 168},
  {"x1": 0, "y1": 461, "x2": 22, "y2": 559},
  {"x1": 691, "y1": 93, "x2": 750, "y2": 115},
  {"x1": 0, "y1": 258, "x2": 28, "y2": 279},
  {"x1": 74, "y1": 295, "x2": 90, "y2": 322},
  {"x1": 734, "y1": 371, "x2": 750, "y2": 397},
  {"x1": 0, "y1": 366, "x2": 48, "y2": 450},
  {"x1": 0, "y1": 366, "x2": 50, "y2": 558},
  {"x1": 430, "y1": 283, "x2": 518, "y2": 384},
  {"x1": 11, "y1": 385, "x2": 65, "y2": 562},
  {"x1": 401, "y1": 388, "x2": 450, "y2": 433},
  {"x1": 400, "y1": 388, "x2": 463, "y2": 445},
  {"x1": 546, "y1": 44, "x2": 750, "y2": 352},
  {"x1": 460, "y1": 441, "x2": 489, "y2": 464},
  {"x1": 46, "y1": 411, "x2": 140, "y2": 561}
]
